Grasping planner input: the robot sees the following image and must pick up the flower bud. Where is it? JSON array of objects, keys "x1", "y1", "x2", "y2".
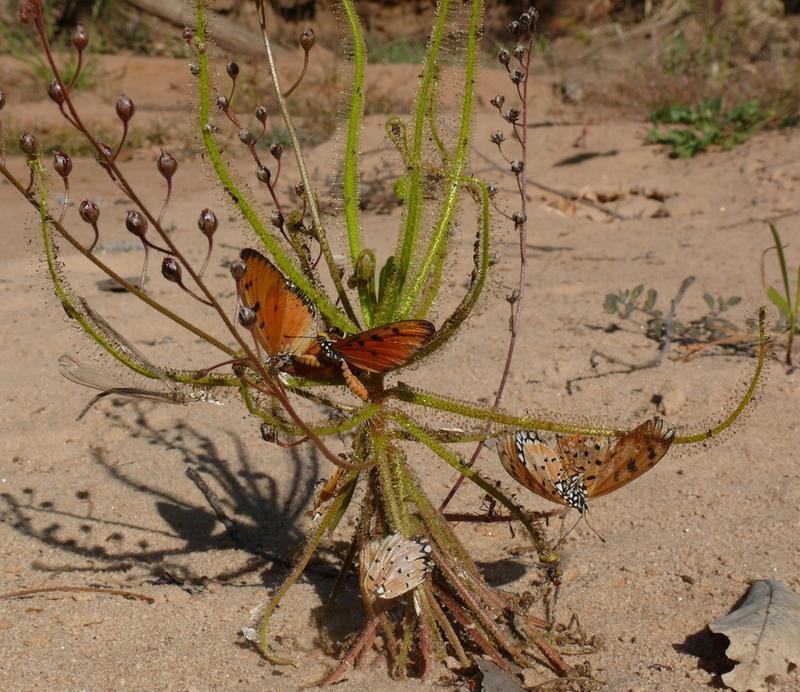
[
  {"x1": 490, "y1": 95, "x2": 504, "y2": 110},
  {"x1": 79, "y1": 199, "x2": 100, "y2": 224},
  {"x1": 256, "y1": 165, "x2": 271, "y2": 184},
  {"x1": 510, "y1": 159, "x2": 524, "y2": 174},
  {"x1": 53, "y1": 151, "x2": 72, "y2": 177},
  {"x1": 490, "y1": 131, "x2": 505, "y2": 145},
  {"x1": 270, "y1": 210, "x2": 284, "y2": 229},
  {"x1": 115, "y1": 95, "x2": 135, "y2": 123},
  {"x1": 519, "y1": 12, "x2": 532, "y2": 27},
  {"x1": 294, "y1": 182, "x2": 305, "y2": 197},
  {"x1": 510, "y1": 69, "x2": 523, "y2": 84},
  {"x1": 216, "y1": 95, "x2": 229, "y2": 111},
  {"x1": 19, "y1": 132, "x2": 38, "y2": 158},
  {"x1": 161, "y1": 256, "x2": 182, "y2": 283},
  {"x1": 197, "y1": 208, "x2": 218, "y2": 237},
  {"x1": 226, "y1": 61, "x2": 239, "y2": 79},
  {"x1": 96, "y1": 141, "x2": 114, "y2": 169},
  {"x1": 125, "y1": 210, "x2": 148, "y2": 237},
  {"x1": 182, "y1": 27, "x2": 193, "y2": 42},
  {"x1": 157, "y1": 149, "x2": 178, "y2": 179},
  {"x1": 512, "y1": 211, "x2": 527, "y2": 224},
  {"x1": 48, "y1": 79, "x2": 65, "y2": 105},
  {"x1": 238, "y1": 306, "x2": 256, "y2": 327},
  {"x1": 254, "y1": 104, "x2": 267, "y2": 123},
  {"x1": 0, "y1": 90, "x2": 5, "y2": 112},
  {"x1": 513, "y1": 44, "x2": 525, "y2": 60},
  {"x1": 270, "y1": 142, "x2": 283, "y2": 160},
  {"x1": 300, "y1": 28, "x2": 315, "y2": 51},
  {"x1": 238, "y1": 129, "x2": 254, "y2": 145},
  {"x1": 507, "y1": 21, "x2": 520, "y2": 36},
  {"x1": 230, "y1": 258, "x2": 246, "y2": 280},
  {"x1": 505, "y1": 108, "x2": 520, "y2": 123},
  {"x1": 72, "y1": 23, "x2": 88, "y2": 51},
  {"x1": 487, "y1": 184, "x2": 498, "y2": 198},
  {"x1": 189, "y1": 63, "x2": 200, "y2": 76},
  {"x1": 498, "y1": 48, "x2": 510, "y2": 66}
]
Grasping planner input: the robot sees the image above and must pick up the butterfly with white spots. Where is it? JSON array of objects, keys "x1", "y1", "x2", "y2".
[
  {"x1": 360, "y1": 533, "x2": 433, "y2": 600},
  {"x1": 496, "y1": 417, "x2": 675, "y2": 514}
]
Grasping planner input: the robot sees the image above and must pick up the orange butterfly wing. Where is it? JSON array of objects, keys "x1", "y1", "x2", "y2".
[
  {"x1": 328, "y1": 320, "x2": 435, "y2": 373},
  {"x1": 497, "y1": 432, "x2": 570, "y2": 507},
  {"x1": 586, "y1": 417, "x2": 674, "y2": 498},
  {"x1": 239, "y1": 249, "x2": 315, "y2": 360}
]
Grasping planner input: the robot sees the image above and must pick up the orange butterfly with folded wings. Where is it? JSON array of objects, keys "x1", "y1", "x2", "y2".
[
  {"x1": 496, "y1": 417, "x2": 675, "y2": 515},
  {"x1": 236, "y1": 248, "x2": 435, "y2": 400}
]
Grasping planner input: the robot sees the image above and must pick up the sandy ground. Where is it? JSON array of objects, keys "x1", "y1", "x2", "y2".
[{"x1": 1, "y1": 40, "x2": 799, "y2": 692}]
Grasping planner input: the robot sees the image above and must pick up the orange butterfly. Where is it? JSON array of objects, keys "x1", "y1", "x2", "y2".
[
  {"x1": 236, "y1": 249, "x2": 435, "y2": 400},
  {"x1": 237, "y1": 248, "x2": 316, "y2": 367},
  {"x1": 289, "y1": 320, "x2": 435, "y2": 400},
  {"x1": 496, "y1": 417, "x2": 674, "y2": 514}
]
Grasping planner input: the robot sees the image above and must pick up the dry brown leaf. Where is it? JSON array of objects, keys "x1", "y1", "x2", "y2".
[{"x1": 709, "y1": 580, "x2": 800, "y2": 691}]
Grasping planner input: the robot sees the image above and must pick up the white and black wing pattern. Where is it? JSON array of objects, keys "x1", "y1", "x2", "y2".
[{"x1": 360, "y1": 533, "x2": 433, "y2": 600}]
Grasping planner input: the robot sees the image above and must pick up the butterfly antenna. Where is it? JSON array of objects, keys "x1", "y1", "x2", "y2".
[{"x1": 554, "y1": 511, "x2": 606, "y2": 547}]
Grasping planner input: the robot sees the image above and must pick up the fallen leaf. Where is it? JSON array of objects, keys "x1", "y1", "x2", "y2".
[{"x1": 709, "y1": 580, "x2": 800, "y2": 691}]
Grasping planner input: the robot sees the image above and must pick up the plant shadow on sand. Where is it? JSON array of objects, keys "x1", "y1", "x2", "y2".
[{"x1": 1, "y1": 401, "x2": 336, "y2": 587}]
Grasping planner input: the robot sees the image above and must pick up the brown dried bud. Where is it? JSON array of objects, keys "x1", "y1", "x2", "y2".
[
  {"x1": 189, "y1": 62, "x2": 200, "y2": 76},
  {"x1": 238, "y1": 306, "x2": 256, "y2": 327},
  {"x1": 229, "y1": 258, "x2": 246, "y2": 280},
  {"x1": 197, "y1": 208, "x2": 218, "y2": 237},
  {"x1": 300, "y1": 28, "x2": 315, "y2": 51},
  {"x1": 238, "y1": 129, "x2": 254, "y2": 145},
  {"x1": 519, "y1": 12, "x2": 532, "y2": 27},
  {"x1": 125, "y1": 210, "x2": 148, "y2": 237},
  {"x1": 510, "y1": 159, "x2": 524, "y2": 174},
  {"x1": 490, "y1": 131, "x2": 505, "y2": 145},
  {"x1": 256, "y1": 165, "x2": 271, "y2": 184},
  {"x1": 226, "y1": 61, "x2": 239, "y2": 79},
  {"x1": 0, "y1": 90, "x2": 5, "y2": 112},
  {"x1": 512, "y1": 211, "x2": 527, "y2": 225},
  {"x1": 79, "y1": 199, "x2": 100, "y2": 224},
  {"x1": 115, "y1": 95, "x2": 135, "y2": 123},
  {"x1": 505, "y1": 108, "x2": 520, "y2": 123},
  {"x1": 216, "y1": 95, "x2": 229, "y2": 111},
  {"x1": 294, "y1": 182, "x2": 305, "y2": 197},
  {"x1": 72, "y1": 23, "x2": 88, "y2": 52},
  {"x1": 47, "y1": 79, "x2": 65, "y2": 104},
  {"x1": 254, "y1": 105, "x2": 267, "y2": 123},
  {"x1": 157, "y1": 149, "x2": 178, "y2": 179},
  {"x1": 487, "y1": 184, "x2": 498, "y2": 198},
  {"x1": 18, "y1": 0, "x2": 39, "y2": 25},
  {"x1": 96, "y1": 141, "x2": 114, "y2": 170},
  {"x1": 161, "y1": 256, "x2": 182, "y2": 283},
  {"x1": 270, "y1": 210, "x2": 284, "y2": 229},
  {"x1": 498, "y1": 48, "x2": 510, "y2": 66},
  {"x1": 507, "y1": 21, "x2": 520, "y2": 36},
  {"x1": 182, "y1": 27, "x2": 193, "y2": 42},
  {"x1": 490, "y1": 95, "x2": 504, "y2": 110},
  {"x1": 19, "y1": 132, "x2": 38, "y2": 158},
  {"x1": 510, "y1": 69, "x2": 524, "y2": 84},
  {"x1": 53, "y1": 151, "x2": 72, "y2": 178},
  {"x1": 270, "y1": 142, "x2": 283, "y2": 160},
  {"x1": 512, "y1": 44, "x2": 525, "y2": 60}
]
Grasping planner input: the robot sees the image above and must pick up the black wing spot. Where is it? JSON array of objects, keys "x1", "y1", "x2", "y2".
[
  {"x1": 392, "y1": 327, "x2": 400, "y2": 334},
  {"x1": 627, "y1": 459, "x2": 638, "y2": 473},
  {"x1": 370, "y1": 334, "x2": 385, "y2": 342},
  {"x1": 357, "y1": 340, "x2": 366, "y2": 347}
]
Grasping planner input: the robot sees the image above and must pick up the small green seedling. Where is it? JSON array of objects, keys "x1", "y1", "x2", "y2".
[{"x1": 762, "y1": 223, "x2": 799, "y2": 366}]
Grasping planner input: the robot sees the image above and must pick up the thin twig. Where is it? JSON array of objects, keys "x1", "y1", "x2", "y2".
[{"x1": 0, "y1": 585, "x2": 154, "y2": 604}]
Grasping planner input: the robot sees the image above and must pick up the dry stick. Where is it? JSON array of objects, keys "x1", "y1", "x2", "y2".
[
  {"x1": 470, "y1": 145, "x2": 627, "y2": 221},
  {"x1": 439, "y1": 28, "x2": 537, "y2": 513},
  {"x1": 565, "y1": 275, "x2": 695, "y2": 394},
  {"x1": 0, "y1": 586, "x2": 154, "y2": 604}
]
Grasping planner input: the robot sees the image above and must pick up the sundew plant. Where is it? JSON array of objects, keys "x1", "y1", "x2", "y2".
[{"x1": 1, "y1": 0, "x2": 767, "y2": 686}]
